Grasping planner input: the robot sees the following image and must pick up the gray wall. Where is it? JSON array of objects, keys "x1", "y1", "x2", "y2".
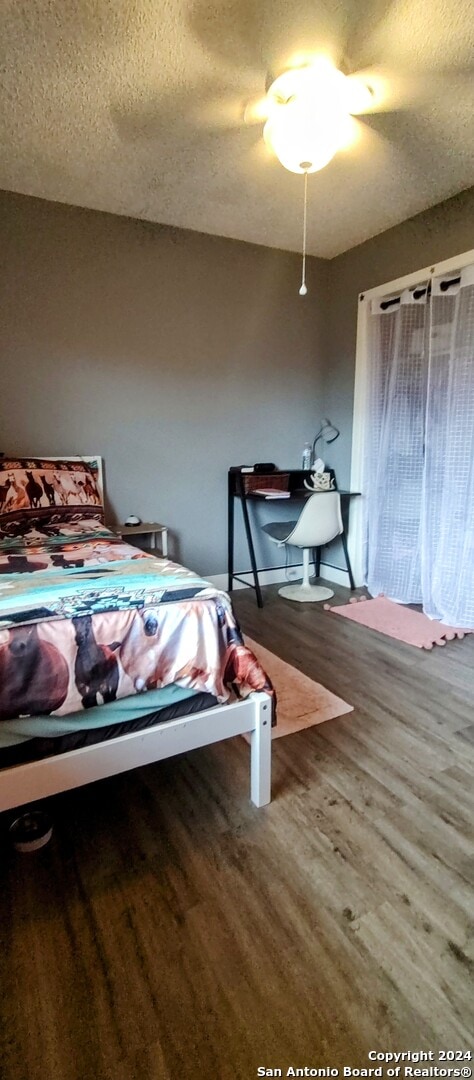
[
  {"x1": 0, "y1": 191, "x2": 327, "y2": 576},
  {"x1": 2, "y1": 185, "x2": 473, "y2": 579},
  {"x1": 323, "y1": 186, "x2": 474, "y2": 486}
]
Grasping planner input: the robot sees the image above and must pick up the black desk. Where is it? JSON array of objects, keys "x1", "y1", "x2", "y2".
[{"x1": 228, "y1": 467, "x2": 359, "y2": 608}]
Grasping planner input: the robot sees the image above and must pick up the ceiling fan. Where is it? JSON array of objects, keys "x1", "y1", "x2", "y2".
[
  {"x1": 112, "y1": 0, "x2": 473, "y2": 291},
  {"x1": 236, "y1": 39, "x2": 473, "y2": 292}
]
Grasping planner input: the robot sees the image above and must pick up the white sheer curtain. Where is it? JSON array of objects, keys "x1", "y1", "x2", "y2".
[
  {"x1": 364, "y1": 287, "x2": 428, "y2": 603},
  {"x1": 421, "y1": 267, "x2": 474, "y2": 627},
  {"x1": 364, "y1": 263, "x2": 474, "y2": 627}
]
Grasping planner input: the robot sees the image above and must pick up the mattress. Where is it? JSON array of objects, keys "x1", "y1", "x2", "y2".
[{"x1": 0, "y1": 685, "x2": 218, "y2": 768}]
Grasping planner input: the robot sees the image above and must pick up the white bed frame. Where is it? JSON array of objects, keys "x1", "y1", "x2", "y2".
[
  {"x1": 0, "y1": 456, "x2": 272, "y2": 813},
  {"x1": 0, "y1": 692, "x2": 272, "y2": 812}
]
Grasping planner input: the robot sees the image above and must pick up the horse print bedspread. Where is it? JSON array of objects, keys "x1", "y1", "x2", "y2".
[{"x1": 0, "y1": 523, "x2": 273, "y2": 722}]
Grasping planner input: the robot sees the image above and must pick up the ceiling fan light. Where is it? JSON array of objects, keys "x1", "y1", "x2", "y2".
[
  {"x1": 264, "y1": 115, "x2": 337, "y2": 172},
  {"x1": 267, "y1": 67, "x2": 305, "y2": 105},
  {"x1": 263, "y1": 61, "x2": 353, "y2": 173}
]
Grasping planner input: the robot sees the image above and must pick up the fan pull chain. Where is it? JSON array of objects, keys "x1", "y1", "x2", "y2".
[{"x1": 299, "y1": 170, "x2": 308, "y2": 296}]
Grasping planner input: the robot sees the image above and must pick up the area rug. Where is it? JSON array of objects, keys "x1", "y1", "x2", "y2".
[
  {"x1": 244, "y1": 637, "x2": 353, "y2": 739},
  {"x1": 324, "y1": 595, "x2": 472, "y2": 649}
]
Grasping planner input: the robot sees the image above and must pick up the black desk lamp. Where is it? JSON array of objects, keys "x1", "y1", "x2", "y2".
[{"x1": 311, "y1": 418, "x2": 340, "y2": 468}]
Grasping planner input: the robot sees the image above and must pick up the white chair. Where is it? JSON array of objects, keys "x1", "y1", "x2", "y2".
[{"x1": 261, "y1": 491, "x2": 343, "y2": 602}]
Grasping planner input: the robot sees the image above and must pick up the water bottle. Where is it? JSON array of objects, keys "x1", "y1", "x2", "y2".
[{"x1": 302, "y1": 442, "x2": 312, "y2": 470}]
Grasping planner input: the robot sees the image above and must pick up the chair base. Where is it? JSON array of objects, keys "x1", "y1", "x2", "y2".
[{"x1": 278, "y1": 583, "x2": 334, "y2": 604}]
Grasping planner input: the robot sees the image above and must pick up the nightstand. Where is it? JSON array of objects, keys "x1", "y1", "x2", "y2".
[{"x1": 111, "y1": 522, "x2": 168, "y2": 557}]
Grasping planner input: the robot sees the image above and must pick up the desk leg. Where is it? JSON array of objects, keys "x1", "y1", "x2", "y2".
[
  {"x1": 340, "y1": 497, "x2": 355, "y2": 590},
  {"x1": 341, "y1": 530, "x2": 355, "y2": 590},
  {"x1": 240, "y1": 493, "x2": 263, "y2": 608},
  {"x1": 227, "y1": 479, "x2": 234, "y2": 593}
]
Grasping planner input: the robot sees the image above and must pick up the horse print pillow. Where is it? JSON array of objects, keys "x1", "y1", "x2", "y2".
[{"x1": 0, "y1": 457, "x2": 105, "y2": 540}]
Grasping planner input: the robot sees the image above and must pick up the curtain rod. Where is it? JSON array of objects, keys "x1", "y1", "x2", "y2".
[{"x1": 379, "y1": 274, "x2": 461, "y2": 311}]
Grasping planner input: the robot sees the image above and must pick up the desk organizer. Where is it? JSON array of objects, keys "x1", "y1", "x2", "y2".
[{"x1": 243, "y1": 473, "x2": 290, "y2": 494}]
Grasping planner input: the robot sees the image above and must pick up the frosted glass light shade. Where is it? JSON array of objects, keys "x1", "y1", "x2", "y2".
[
  {"x1": 263, "y1": 108, "x2": 338, "y2": 174},
  {"x1": 264, "y1": 62, "x2": 354, "y2": 174}
]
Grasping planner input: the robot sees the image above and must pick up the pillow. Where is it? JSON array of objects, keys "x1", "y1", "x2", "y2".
[{"x1": 0, "y1": 457, "x2": 104, "y2": 539}]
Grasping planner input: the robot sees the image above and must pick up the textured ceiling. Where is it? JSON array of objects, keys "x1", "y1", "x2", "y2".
[{"x1": 1, "y1": 0, "x2": 473, "y2": 258}]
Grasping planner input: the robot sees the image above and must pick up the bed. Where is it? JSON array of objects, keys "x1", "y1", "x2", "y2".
[{"x1": 0, "y1": 456, "x2": 274, "y2": 813}]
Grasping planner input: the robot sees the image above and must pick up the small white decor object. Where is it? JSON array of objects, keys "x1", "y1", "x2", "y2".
[
  {"x1": 304, "y1": 471, "x2": 335, "y2": 492},
  {"x1": 124, "y1": 515, "x2": 141, "y2": 526}
]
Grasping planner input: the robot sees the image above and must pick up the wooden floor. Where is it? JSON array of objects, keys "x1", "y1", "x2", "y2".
[{"x1": 1, "y1": 582, "x2": 473, "y2": 1080}]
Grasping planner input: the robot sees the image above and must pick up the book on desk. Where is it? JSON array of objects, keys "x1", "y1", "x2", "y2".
[{"x1": 253, "y1": 488, "x2": 291, "y2": 499}]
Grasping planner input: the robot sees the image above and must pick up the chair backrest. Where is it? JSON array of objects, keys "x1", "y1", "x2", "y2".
[{"x1": 285, "y1": 492, "x2": 343, "y2": 549}]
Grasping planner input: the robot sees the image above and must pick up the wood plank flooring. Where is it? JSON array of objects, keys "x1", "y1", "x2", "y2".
[{"x1": 1, "y1": 581, "x2": 473, "y2": 1080}]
